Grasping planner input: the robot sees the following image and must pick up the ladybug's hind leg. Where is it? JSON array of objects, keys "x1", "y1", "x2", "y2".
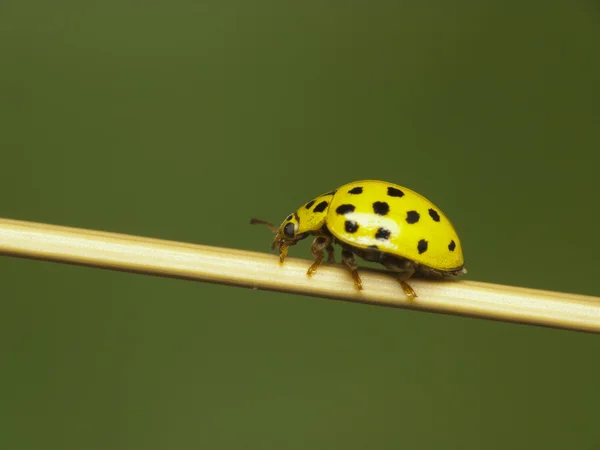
[
  {"x1": 381, "y1": 256, "x2": 417, "y2": 300},
  {"x1": 341, "y1": 249, "x2": 363, "y2": 291},
  {"x1": 307, "y1": 236, "x2": 333, "y2": 277}
]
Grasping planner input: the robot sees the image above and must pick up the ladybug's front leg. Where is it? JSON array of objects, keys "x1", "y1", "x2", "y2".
[
  {"x1": 307, "y1": 236, "x2": 332, "y2": 277},
  {"x1": 278, "y1": 244, "x2": 288, "y2": 264}
]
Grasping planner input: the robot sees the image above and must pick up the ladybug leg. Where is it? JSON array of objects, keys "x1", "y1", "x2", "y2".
[
  {"x1": 278, "y1": 244, "x2": 288, "y2": 264},
  {"x1": 326, "y1": 244, "x2": 335, "y2": 264},
  {"x1": 397, "y1": 278, "x2": 417, "y2": 301},
  {"x1": 307, "y1": 236, "x2": 332, "y2": 276},
  {"x1": 381, "y1": 258, "x2": 417, "y2": 300},
  {"x1": 341, "y1": 249, "x2": 363, "y2": 291}
]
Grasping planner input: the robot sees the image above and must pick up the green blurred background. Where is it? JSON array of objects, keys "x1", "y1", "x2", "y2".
[{"x1": 1, "y1": 1, "x2": 599, "y2": 449}]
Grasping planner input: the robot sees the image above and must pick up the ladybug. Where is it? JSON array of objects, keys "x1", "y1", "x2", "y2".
[{"x1": 251, "y1": 180, "x2": 465, "y2": 299}]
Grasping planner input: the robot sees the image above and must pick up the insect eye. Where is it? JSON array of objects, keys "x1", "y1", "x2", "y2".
[{"x1": 283, "y1": 222, "x2": 295, "y2": 238}]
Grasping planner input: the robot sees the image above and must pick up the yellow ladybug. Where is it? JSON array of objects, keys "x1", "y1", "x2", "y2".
[{"x1": 251, "y1": 180, "x2": 465, "y2": 299}]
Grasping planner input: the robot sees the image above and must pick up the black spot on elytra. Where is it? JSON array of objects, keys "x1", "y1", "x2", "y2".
[
  {"x1": 313, "y1": 201, "x2": 329, "y2": 213},
  {"x1": 348, "y1": 187, "x2": 363, "y2": 194},
  {"x1": 417, "y1": 239, "x2": 428, "y2": 254},
  {"x1": 448, "y1": 240, "x2": 456, "y2": 251},
  {"x1": 406, "y1": 210, "x2": 420, "y2": 224},
  {"x1": 345, "y1": 220, "x2": 359, "y2": 233},
  {"x1": 387, "y1": 187, "x2": 404, "y2": 197},
  {"x1": 305, "y1": 200, "x2": 315, "y2": 209},
  {"x1": 283, "y1": 223, "x2": 295, "y2": 238},
  {"x1": 373, "y1": 201, "x2": 389, "y2": 216},
  {"x1": 286, "y1": 214, "x2": 293, "y2": 222},
  {"x1": 293, "y1": 212, "x2": 300, "y2": 222},
  {"x1": 375, "y1": 228, "x2": 391, "y2": 240},
  {"x1": 428, "y1": 208, "x2": 440, "y2": 222},
  {"x1": 336, "y1": 204, "x2": 355, "y2": 215}
]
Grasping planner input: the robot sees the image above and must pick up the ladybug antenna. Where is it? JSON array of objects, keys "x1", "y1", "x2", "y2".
[{"x1": 250, "y1": 218, "x2": 280, "y2": 234}]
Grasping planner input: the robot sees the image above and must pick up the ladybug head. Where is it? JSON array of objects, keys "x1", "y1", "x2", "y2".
[{"x1": 250, "y1": 214, "x2": 309, "y2": 253}]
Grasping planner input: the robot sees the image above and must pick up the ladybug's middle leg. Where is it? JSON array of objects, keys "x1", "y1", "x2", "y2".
[
  {"x1": 307, "y1": 235, "x2": 333, "y2": 277},
  {"x1": 326, "y1": 243, "x2": 335, "y2": 264},
  {"x1": 341, "y1": 249, "x2": 363, "y2": 291}
]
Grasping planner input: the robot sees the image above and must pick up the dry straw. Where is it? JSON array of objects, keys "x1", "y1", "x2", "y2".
[{"x1": 1, "y1": 217, "x2": 599, "y2": 334}]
